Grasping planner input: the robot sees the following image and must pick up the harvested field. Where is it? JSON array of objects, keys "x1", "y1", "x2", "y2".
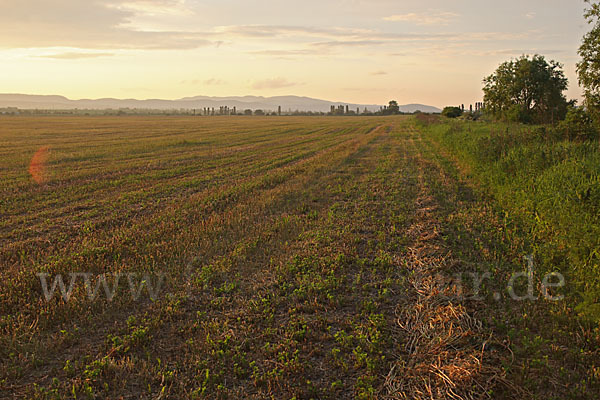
[{"x1": 1, "y1": 116, "x2": 597, "y2": 399}]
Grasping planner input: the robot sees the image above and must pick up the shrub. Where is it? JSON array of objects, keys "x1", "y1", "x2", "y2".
[
  {"x1": 558, "y1": 106, "x2": 598, "y2": 141},
  {"x1": 504, "y1": 104, "x2": 531, "y2": 124},
  {"x1": 442, "y1": 106, "x2": 463, "y2": 118},
  {"x1": 414, "y1": 112, "x2": 439, "y2": 126},
  {"x1": 462, "y1": 111, "x2": 483, "y2": 121}
]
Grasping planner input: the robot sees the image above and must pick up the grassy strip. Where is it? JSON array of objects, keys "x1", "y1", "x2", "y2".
[
  {"x1": 415, "y1": 118, "x2": 600, "y2": 398},
  {"x1": 418, "y1": 118, "x2": 600, "y2": 319}
]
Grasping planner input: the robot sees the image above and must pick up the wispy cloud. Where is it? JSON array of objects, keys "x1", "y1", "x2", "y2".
[
  {"x1": 107, "y1": 0, "x2": 194, "y2": 16},
  {"x1": 383, "y1": 11, "x2": 459, "y2": 26},
  {"x1": 0, "y1": 0, "x2": 543, "y2": 56},
  {"x1": 462, "y1": 48, "x2": 566, "y2": 57},
  {"x1": 242, "y1": 28, "x2": 540, "y2": 61},
  {"x1": 248, "y1": 49, "x2": 320, "y2": 57},
  {"x1": 251, "y1": 77, "x2": 297, "y2": 90},
  {"x1": 399, "y1": 43, "x2": 567, "y2": 59},
  {"x1": 37, "y1": 52, "x2": 114, "y2": 59},
  {"x1": 370, "y1": 70, "x2": 387, "y2": 76},
  {"x1": 217, "y1": 25, "x2": 373, "y2": 39},
  {"x1": 180, "y1": 78, "x2": 227, "y2": 85},
  {"x1": 203, "y1": 78, "x2": 226, "y2": 85},
  {"x1": 0, "y1": 0, "x2": 216, "y2": 50},
  {"x1": 468, "y1": 30, "x2": 541, "y2": 41},
  {"x1": 222, "y1": 25, "x2": 457, "y2": 43},
  {"x1": 311, "y1": 40, "x2": 387, "y2": 48}
]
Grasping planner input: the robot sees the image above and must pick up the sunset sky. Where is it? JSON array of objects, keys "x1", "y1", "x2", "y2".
[{"x1": 0, "y1": 0, "x2": 589, "y2": 108}]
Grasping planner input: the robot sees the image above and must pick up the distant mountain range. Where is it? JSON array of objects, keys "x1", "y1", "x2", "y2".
[{"x1": 0, "y1": 94, "x2": 441, "y2": 114}]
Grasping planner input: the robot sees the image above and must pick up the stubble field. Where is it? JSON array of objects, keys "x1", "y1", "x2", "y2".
[{"x1": 1, "y1": 116, "x2": 598, "y2": 399}]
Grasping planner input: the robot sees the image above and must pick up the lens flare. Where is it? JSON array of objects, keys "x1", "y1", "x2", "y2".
[{"x1": 28, "y1": 146, "x2": 50, "y2": 184}]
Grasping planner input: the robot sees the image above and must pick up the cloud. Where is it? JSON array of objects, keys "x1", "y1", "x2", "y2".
[
  {"x1": 203, "y1": 78, "x2": 226, "y2": 85},
  {"x1": 247, "y1": 49, "x2": 324, "y2": 59},
  {"x1": 399, "y1": 43, "x2": 567, "y2": 58},
  {"x1": 108, "y1": 0, "x2": 194, "y2": 16},
  {"x1": 467, "y1": 30, "x2": 541, "y2": 41},
  {"x1": 244, "y1": 29, "x2": 540, "y2": 60},
  {"x1": 251, "y1": 78, "x2": 297, "y2": 90},
  {"x1": 246, "y1": 32, "x2": 463, "y2": 57},
  {"x1": 0, "y1": 1, "x2": 540, "y2": 55},
  {"x1": 37, "y1": 52, "x2": 115, "y2": 59},
  {"x1": 217, "y1": 25, "x2": 373, "y2": 39},
  {"x1": 307, "y1": 32, "x2": 466, "y2": 49},
  {"x1": 311, "y1": 40, "x2": 387, "y2": 48},
  {"x1": 383, "y1": 11, "x2": 459, "y2": 25},
  {"x1": 249, "y1": 49, "x2": 315, "y2": 56},
  {"x1": 370, "y1": 70, "x2": 387, "y2": 75},
  {"x1": 0, "y1": 27, "x2": 216, "y2": 50},
  {"x1": 180, "y1": 78, "x2": 227, "y2": 85},
  {"x1": 463, "y1": 48, "x2": 566, "y2": 57},
  {"x1": 218, "y1": 25, "x2": 327, "y2": 38},
  {"x1": 525, "y1": 12, "x2": 536, "y2": 19},
  {"x1": 225, "y1": 25, "x2": 532, "y2": 45},
  {"x1": 0, "y1": 0, "x2": 216, "y2": 50}
]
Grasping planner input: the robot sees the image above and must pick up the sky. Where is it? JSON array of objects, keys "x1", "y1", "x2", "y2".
[{"x1": 0, "y1": 0, "x2": 591, "y2": 108}]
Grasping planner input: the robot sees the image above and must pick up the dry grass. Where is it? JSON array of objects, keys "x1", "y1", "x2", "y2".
[{"x1": 383, "y1": 134, "x2": 503, "y2": 400}]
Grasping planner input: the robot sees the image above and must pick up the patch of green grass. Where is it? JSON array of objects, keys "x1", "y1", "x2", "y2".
[{"x1": 420, "y1": 118, "x2": 600, "y2": 319}]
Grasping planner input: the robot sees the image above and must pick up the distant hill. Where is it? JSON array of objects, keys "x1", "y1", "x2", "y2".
[
  {"x1": 396, "y1": 103, "x2": 441, "y2": 113},
  {"x1": 0, "y1": 94, "x2": 441, "y2": 114}
]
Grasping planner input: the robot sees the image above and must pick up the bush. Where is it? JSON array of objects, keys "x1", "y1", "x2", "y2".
[
  {"x1": 442, "y1": 106, "x2": 463, "y2": 118},
  {"x1": 462, "y1": 111, "x2": 483, "y2": 121},
  {"x1": 558, "y1": 106, "x2": 598, "y2": 141},
  {"x1": 414, "y1": 112, "x2": 439, "y2": 126},
  {"x1": 504, "y1": 104, "x2": 532, "y2": 124}
]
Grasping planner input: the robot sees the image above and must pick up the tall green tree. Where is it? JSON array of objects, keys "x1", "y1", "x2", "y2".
[
  {"x1": 577, "y1": 0, "x2": 600, "y2": 119},
  {"x1": 483, "y1": 54, "x2": 569, "y2": 124},
  {"x1": 387, "y1": 100, "x2": 400, "y2": 114}
]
